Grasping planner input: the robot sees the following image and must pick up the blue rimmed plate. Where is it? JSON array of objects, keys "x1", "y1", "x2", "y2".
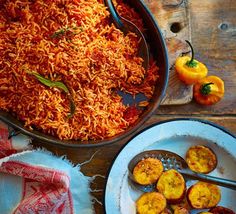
[{"x1": 104, "y1": 118, "x2": 236, "y2": 213}]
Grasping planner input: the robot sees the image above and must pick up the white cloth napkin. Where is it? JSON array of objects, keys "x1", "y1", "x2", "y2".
[{"x1": 0, "y1": 121, "x2": 94, "y2": 214}]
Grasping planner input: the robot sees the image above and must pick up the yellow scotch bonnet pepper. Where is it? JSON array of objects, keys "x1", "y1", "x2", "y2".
[
  {"x1": 175, "y1": 41, "x2": 208, "y2": 85},
  {"x1": 193, "y1": 75, "x2": 225, "y2": 105}
]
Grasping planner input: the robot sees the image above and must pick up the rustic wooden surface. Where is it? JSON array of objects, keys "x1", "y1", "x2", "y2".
[
  {"x1": 32, "y1": 0, "x2": 236, "y2": 213},
  {"x1": 146, "y1": 0, "x2": 194, "y2": 105},
  {"x1": 33, "y1": 117, "x2": 236, "y2": 214},
  {"x1": 159, "y1": 0, "x2": 236, "y2": 114}
]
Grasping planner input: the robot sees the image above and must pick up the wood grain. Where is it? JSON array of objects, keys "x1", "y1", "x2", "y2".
[
  {"x1": 157, "y1": 0, "x2": 236, "y2": 115},
  {"x1": 144, "y1": 0, "x2": 193, "y2": 105}
]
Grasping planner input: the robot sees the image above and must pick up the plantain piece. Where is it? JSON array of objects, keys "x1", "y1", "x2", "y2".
[
  {"x1": 133, "y1": 157, "x2": 163, "y2": 185},
  {"x1": 171, "y1": 197, "x2": 190, "y2": 211},
  {"x1": 156, "y1": 169, "x2": 186, "y2": 204},
  {"x1": 161, "y1": 208, "x2": 172, "y2": 214},
  {"x1": 210, "y1": 206, "x2": 235, "y2": 214},
  {"x1": 187, "y1": 181, "x2": 221, "y2": 209},
  {"x1": 136, "y1": 192, "x2": 167, "y2": 214},
  {"x1": 186, "y1": 145, "x2": 217, "y2": 173},
  {"x1": 174, "y1": 207, "x2": 189, "y2": 214}
]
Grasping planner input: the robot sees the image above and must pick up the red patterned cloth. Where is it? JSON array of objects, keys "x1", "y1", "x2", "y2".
[
  {"x1": 0, "y1": 121, "x2": 94, "y2": 214},
  {"x1": 0, "y1": 124, "x2": 17, "y2": 158}
]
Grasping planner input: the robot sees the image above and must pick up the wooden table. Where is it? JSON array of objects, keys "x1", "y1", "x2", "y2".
[{"x1": 33, "y1": 0, "x2": 236, "y2": 213}]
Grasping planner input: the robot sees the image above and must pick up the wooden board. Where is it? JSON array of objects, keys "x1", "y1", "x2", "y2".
[{"x1": 143, "y1": 0, "x2": 193, "y2": 105}]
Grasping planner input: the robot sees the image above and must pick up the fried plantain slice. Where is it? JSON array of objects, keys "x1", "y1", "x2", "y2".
[
  {"x1": 174, "y1": 207, "x2": 189, "y2": 214},
  {"x1": 136, "y1": 192, "x2": 167, "y2": 214},
  {"x1": 207, "y1": 184, "x2": 221, "y2": 208},
  {"x1": 161, "y1": 208, "x2": 172, "y2": 214},
  {"x1": 187, "y1": 181, "x2": 221, "y2": 209},
  {"x1": 133, "y1": 157, "x2": 164, "y2": 185},
  {"x1": 210, "y1": 206, "x2": 235, "y2": 214},
  {"x1": 156, "y1": 169, "x2": 186, "y2": 204},
  {"x1": 171, "y1": 197, "x2": 190, "y2": 211},
  {"x1": 186, "y1": 145, "x2": 217, "y2": 173}
]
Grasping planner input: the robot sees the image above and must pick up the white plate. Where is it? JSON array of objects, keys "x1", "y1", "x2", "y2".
[{"x1": 104, "y1": 119, "x2": 236, "y2": 214}]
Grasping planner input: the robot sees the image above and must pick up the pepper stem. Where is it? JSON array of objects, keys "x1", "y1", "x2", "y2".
[
  {"x1": 186, "y1": 40, "x2": 194, "y2": 62},
  {"x1": 200, "y1": 82, "x2": 214, "y2": 95},
  {"x1": 185, "y1": 40, "x2": 197, "y2": 67}
]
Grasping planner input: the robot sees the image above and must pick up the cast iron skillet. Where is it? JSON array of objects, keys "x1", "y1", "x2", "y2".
[{"x1": 0, "y1": 0, "x2": 169, "y2": 147}]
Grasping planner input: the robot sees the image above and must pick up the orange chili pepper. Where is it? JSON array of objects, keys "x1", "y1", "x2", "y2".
[
  {"x1": 193, "y1": 76, "x2": 225, "y2": 105},
  {"x1": 175, "y1": 41, "x2": 208, "y2": 85}
]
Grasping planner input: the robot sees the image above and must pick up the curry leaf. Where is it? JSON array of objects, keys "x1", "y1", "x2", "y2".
[
  {"x1": 29, "y1": 72, "x2": 75, "y2": 117},
  {"x1": 30, "y1": 72, "x2": 69, "y2": 93},
  {"x1": 51, "y1": 26, "x2": 78, "y2": 39},
  {"x1": 51, "y1": 28, "x2": 66, "y2": 38},
  {"x1": 68, "y1": 97, "x2": 76, "y2": 118}
]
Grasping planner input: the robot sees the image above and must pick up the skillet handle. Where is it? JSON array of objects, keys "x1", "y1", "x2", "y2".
[
  {"x1": 103, "y1": 0, "x2": 125, "y2": 29},
  {"x1": 8, "y1": 129, "x2": 22, "y2": 139}
]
